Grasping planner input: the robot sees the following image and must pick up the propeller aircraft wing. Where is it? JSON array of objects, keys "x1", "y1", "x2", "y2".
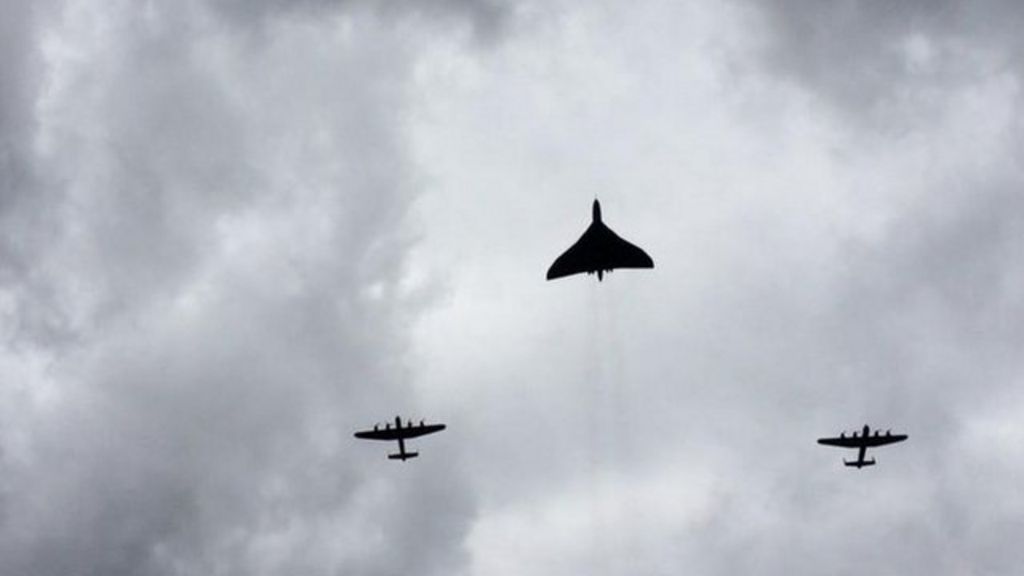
[{"x1": 817, "y1": 434, "x2": 908, "y2": 449}]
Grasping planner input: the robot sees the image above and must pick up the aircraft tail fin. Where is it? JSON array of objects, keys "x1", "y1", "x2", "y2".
[
  {"x1": 388, "y1": 452, "x2": 418, "y2": 461},
  {"x1": 844, "y1": 458, "x2": 876, "y2": 468}
]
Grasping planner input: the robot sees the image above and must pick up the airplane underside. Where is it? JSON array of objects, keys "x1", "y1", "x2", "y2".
[
  {"x1": 547, "y1": 200, "x2": 653, "y2": 281},
  {"x1": 353, "y1": 417, "x2": 445, "y2": 461},
  {"x1": 818, "y1": 426, "x2": 906, "y2": 469}
]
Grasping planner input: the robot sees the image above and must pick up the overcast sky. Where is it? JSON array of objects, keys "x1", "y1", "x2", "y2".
[{"x1": 2, "y1": 0, "x2": 1024, "y2": 574}]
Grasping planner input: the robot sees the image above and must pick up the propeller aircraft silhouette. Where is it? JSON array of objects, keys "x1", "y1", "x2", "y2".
[
  {"x1": 354, "y1": 416, "x2": 446, "y2": 461},
  {"x1": 547, "y1": 200, "x2": 654, "y2": 281},
  {"x1": 817, "y1": 424, "x2": 907, "y2": 468}
]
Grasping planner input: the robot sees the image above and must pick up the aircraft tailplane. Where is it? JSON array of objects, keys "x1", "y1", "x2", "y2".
[
  {"x1": 389, "y1": 452, "x2": 419, "y2": 461},
  {"x1": 844, "y1": 458, "x2": 876, "y2": 468}
]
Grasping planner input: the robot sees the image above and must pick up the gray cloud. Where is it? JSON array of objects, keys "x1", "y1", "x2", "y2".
[
  {"x1": 406, "y1": 1, "x2": 1024, "y2": 573},
  {"x1": 741, "y1": 0, "x2": 1024, "y2": 430},
  {"x1": 0, "y1": 0, "x2": 485, "y2": 574},
  {"x1": 209, "y1": 0, "x2": 508, "y2": 43},
  {"x1": 0, "y1": 0, "x2": 63, "y2": 338},
  {"x1": 742, "y1": 1, "x2": 1024, "y2": 118},
  {"x1": 6, "y1": 0, "x2": 1024, "y2": 574},
  {"x1": 707, "y1": 3, "x2": 1024, "y2": 572}
]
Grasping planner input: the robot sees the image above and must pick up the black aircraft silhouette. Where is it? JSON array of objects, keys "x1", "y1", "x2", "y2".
[
  {"x1": 354, "y1": 416, "x2": 446, "y2": 461},
  {"x1": 547, "y1": 199, "x2": 654, "y2": 281},
  {"x1": 817, "y1": 425, "x2": 908, "y2": 468}
]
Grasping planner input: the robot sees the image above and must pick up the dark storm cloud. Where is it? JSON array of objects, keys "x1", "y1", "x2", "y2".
[
  {"x1": 0, "y1": 0, "x2": 492, "y2": 574},
  {"x1": 746, "y1": 1, "x2": 1024, "y2": 115},
  {"x1": 210, "y1": 0, "x2": 507, "y2": 41},
  {"x1": 0, "y1": 0, "x2": 64, "y2": 341},
  {"x1": 0, "y1": 1, "x2": 34, "y2": 166},
  {"x1": 744, "y1": 0, "x2": 1024, "y2": 414}
]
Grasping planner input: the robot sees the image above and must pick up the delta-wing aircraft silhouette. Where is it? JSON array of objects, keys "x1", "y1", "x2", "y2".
[
  {"x1": 354, "y1": 416, "x2": 446, "y2": 461},
  {"x1": 817, "y1": 425, "x2": 907, "y2": 468},
  {"x1": 547, "y1": 200, "x2": 654, "y2": 281}
]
